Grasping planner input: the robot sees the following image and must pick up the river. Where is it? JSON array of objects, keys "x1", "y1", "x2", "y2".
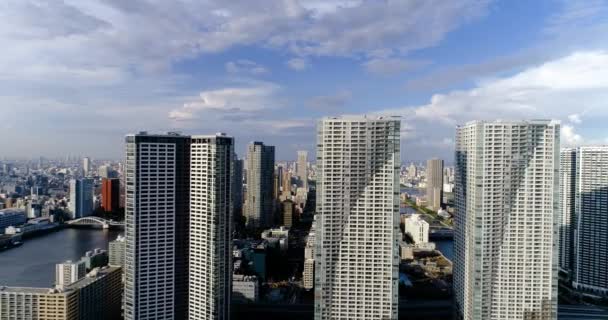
[{"x1": 0, "y1": 228, "x2": 121, "y2": 287}]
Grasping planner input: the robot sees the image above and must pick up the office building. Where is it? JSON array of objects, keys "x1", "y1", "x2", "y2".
[
  {"x1": 261, "y1": 226, "x2": 289, "y2": 252},
  {"x1": 80, "y1": 248, "x2": 108, "y2": 270},
  {"x1": 232, "y1": 275, "x2": 259, "y2": 303},
  {"x1": 282, "y1": 170, "x2": 292, "y2": 198},
  {"x1": 0, "y1": 209, "x2": 26, "y2": 233},
  {"x1": 83, "y1": 157, "x2": 91, "y2": 176},
  {"x1": 56, "y1": 260, "x2": 86, "y2": 288},
  {"x1": 454, "y1": 120, "x2": 559, "y2": 320},
  {"x1": 244, "y1": 142, "x2": 275, "y2": 228},
  {"x1": 572, "y1": 146, "x2": 608, "y2": 297},
  {"x1": 559, "y1": 148, "x2": 577, "y2": 275},
  {"x1": 101, "y1": 178, "x2": 120, "y2": 213},
  {"x1": 297, "y1": 150, "x2": 308, "y2": 189},
  {"x1": 303, "y1": 259, "x2": 315, "y2": 290},
  {"x1": 426, "y1": 158, "x2": 444, "y2": 211},
  {"x1": 315, "y1": 116, "x2": 400, "y2": 320},
  {"x1": 403, "y1": 214, "x2": 429, "y2": 244},
  {"x1": 68, "y1": 178, "x2": 93, "y2": 219},
  {"x1": 124, "y1": 132, "x2": 190, "y2": 320},
  {"x1": 282, "y1": 199, "x2": 295, "y2": 227},
  {"x1": 303, "y1": 219, "x2": 316, "y2": 290},
  {"x1": 189, "y1": 134, "x2": 234, "y2": 320},
  {"x1": 0, "y1": 266, "x2": 122, "y2": 320},
  {"x1": 109, "y1": 235, "x2": 126, "y2": 267},
  {"x1": 233, "y1": 155, "x2": 244, "y2": 222}
]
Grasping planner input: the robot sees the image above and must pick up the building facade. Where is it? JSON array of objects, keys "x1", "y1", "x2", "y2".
[
  {"x1": 244, "y1": 142, "x2": 275, "y2": 228},
  {"x1": 315, "y1": 116, "x2": 400, "y2": 320},
  {"x1": 233, "y1": 156, "x2": 244, "y2": 224},
  {"x1": 124, "y1": 133, "x2": 190, "y2": 320},
  {"x1": 101, "y1": 178, "x2": 120, "y2": 213},
  {"x1": 0, "y1": 266, "x2": 122, "y2": 320},
  {"x1": 0, "y1": 209, "x2": 26, "y2": 233},
  {"x1": 68, "y1": 178, "x2": 93, "y2": 219},
  {"x1": 188, "y1": 134, "x2": 234, "y2": 320},
  {"x1": 572, "y1": 146, "x2": 608, "y2": 297},
  {"x1": 232, "y1": 275, "x2": 258, "y2": 303},
  {"x1": 426, "y1": 158, "x2": 444, "y2": 211},
  {"x1": 559, "y1": 148, "x2": 577, "y2": 275},
  {"x1": 109, "y1": 235, "x2": 125, "y2": 267},
  {"x1": 55, "y1": 261, "x2": 86, "y2": 288},
  {"x1": 454, "y1": 120, "x2": 560, "y2": 320},
  {"x1": 297, "y1": 150, "x2": 308, "y2": 190},
  {"x1": 403, "y1": 214, "x2": 429, "y2": 244}
]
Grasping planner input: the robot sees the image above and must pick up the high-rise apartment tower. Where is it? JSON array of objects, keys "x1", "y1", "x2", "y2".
[
  {"x1": 315, "y1": 116, "x2": 400, "y2": 320},
  {"x1": 454, "y1": 120, "x2": 560, "y2": 320}
]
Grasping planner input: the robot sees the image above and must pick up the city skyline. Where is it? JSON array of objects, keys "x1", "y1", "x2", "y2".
[
  {"x1": 2, "y1": 1, "x2": 608, "y2": 319},
  {"x1": 1, "y1": 1, "x2": 608, "y2": 160}
]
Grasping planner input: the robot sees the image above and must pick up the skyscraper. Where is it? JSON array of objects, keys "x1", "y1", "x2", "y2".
[
  {"x1": 572, "y1": 146, "x2": 608, "y2": 297},
  {"x1": 297, "y1": 150, "x2": 308, "y2": 189},
  {"x1": 69, "y1": 178, "x2": 93, "y2": 219},
  {"x1": 189, "y1": 134, "x2": 234, "y2": 320},
  {"x1": 282, "y1": 170, "x2": 292, "y2": 198},
  {"x1": 83, "y1": 157, "x2": 91, "y2": 176},
  {"x1": 315, "y1": 116, "x2": 400, "y2": 320},
  {"x1": 124, "y1": 132, "x2": 190, "y2": 320},
  {"x1": 454, "y1": 120, "x2": 560, "y2": 320},
  {"x1": 101, "y1": 178, "x2": 120, "y2": 213},
  {"x1": 559, "y1": 148, "x2": 577, "y2": 275},
  {"x1": 426, "y1": 158, "x2": 444, "y2": 211},
  {"x1": 244, "y1": 142, "x2": 275, "y2": 228},
  {"x1": 233, "y1": 155, "x2": 244, "y2": 224}
]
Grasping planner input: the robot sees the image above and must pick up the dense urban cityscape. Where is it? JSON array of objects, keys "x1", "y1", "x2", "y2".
[
  {"x1": 2, "y1": 1, "x2": 608, "y2": 319},
  {"x1": 0, "y1": 118, "x2": 606, "y2": 319}
]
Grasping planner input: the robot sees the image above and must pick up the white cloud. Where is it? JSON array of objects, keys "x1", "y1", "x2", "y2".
[
  {"x1": 375, "y1": 51, "x2": 608, "y2": 149},
  {"x1": 568, "y1": 113, "x2": 582, "y2": 124},
  {"x1": 286, "y1": 58, "x2": 309, "y2": 71},
  {"x1": 562, "y1": 124, "x2": 584, "y2": 146},
  {"x1": 363, "y1": 58, "x2": 430, "y2": 75},
  {"x1": 168, "y1": 82, "x2": 281, "y2": 121},
  {"x1": 0, "y1": 0, "x2": 491, "y2": 84},
  {"x1": 225, "y1": 60, "x2": 268, "y2": 75}
]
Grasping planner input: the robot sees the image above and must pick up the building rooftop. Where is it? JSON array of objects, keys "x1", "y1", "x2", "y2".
[
  {"x1": 0, "y1": 266, "x2": 121, "y2": 294},
  {"x1": 322, "y1": 115, "x2": 401, "y2": 121},
  {"x1": 65, "y1": 266, "x2": 121, "y2": 291},
  {"x1": 0, "y1": 286, "x2": 70, "y2": 295}
]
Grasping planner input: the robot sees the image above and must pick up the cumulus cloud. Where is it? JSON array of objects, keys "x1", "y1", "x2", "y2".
[
  {"x1": 376, "y1": 51, "x2": 608, "y2": 151},
  {"x1": 0, "y1": 0, "x2": 490, "y2": 83},
  {"x1": 225, "y1": 60, "x2": 268, "y2": 75},
  {"x1": 168, "y1": 82, "x2": 281, "y2": 121},
  {"x1": 561, "y1": 124, "x2": 584, "y2": 146},
  {"x1": 286, "y1": 58, "x2": 309, "y2": 71}
]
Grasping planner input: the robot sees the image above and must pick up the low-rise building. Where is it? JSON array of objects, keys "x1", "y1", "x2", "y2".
[
  {"x1": 0, "y1": 209, "x2": 26, "y2": 234},
  {"x1": 0, "y1": 266, "x2": 122, "y2": 320},
  {"x1": 404, "y1": 214, "x2": 429, "y2": 244},
  {"x1": 261, "y1": 226, "x2": 289, "y2": 252},
  {"x1": 232, "y1": 275, "x2": 259, "y2": 303}
]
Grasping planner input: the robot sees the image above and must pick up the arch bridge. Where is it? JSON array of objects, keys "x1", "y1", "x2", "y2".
[{"x1": 67, "y1": 217, "x2": 124, "y2": 229}]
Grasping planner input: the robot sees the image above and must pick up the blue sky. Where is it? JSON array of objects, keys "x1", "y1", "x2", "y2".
[{"x1": 1, "y1": 0, "x2": 608, "y2": 161}]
